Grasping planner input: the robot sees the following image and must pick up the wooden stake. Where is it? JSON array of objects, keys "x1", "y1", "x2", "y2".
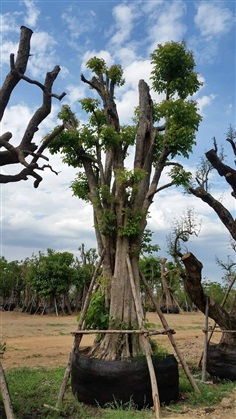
[
  {"x1": 126, "y1": 255, "x2": 161, "y2": 419},
  {"x1": 139, "y1": 269, "x2": 200, "y2": 394},
  {"x1": 0, "y1": 356, "x2": 15, "y2": 419},
  {"x1": 56, "y1": 250, "x2": 105, "y2": 408},
  {"x1": 202, "y1": 296, "x2": 209, "y2": 382},
  {"x1": 54, "y1": 298, "x2": 58, "y2": 317}
]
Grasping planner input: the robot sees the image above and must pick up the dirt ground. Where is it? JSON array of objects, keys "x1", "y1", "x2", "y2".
[{"x1": 1, "y1": 310, "x2": 235, "y2": 418}]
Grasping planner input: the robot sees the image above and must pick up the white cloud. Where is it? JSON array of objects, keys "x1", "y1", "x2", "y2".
[
  {"x1": 189, "y1": 35, "x2": 218, "y2": 65},
  {"x1": 110, "y1": 3, "x2": 136, "y2": 46},
  {"x1": 1, "y1": 103, "x2": 33, "y2": 146},
  {"x1": 0, "y1": 40, "x2": 19, "y2": 66},
  {"x1": 147, "y1": 0, "x2": 187, "y2": 53},
  {"x1": 23, "y1": 0, "x2": 40, "y2": 28},
  {"x1": 197, "y1": 94, "x2": 216, "y2": 115},
  {"x1": 115, "y1": 58, "x2": 168, "y2": 123},
  {"x1": 225, "y1": 103, "x2": 233, "y2": 115},
  {"x1": 115, "y1": 60, "x2": 153, "y2": 123},
  {"x1": 0, "y1": 12, "x2": 20, "y2": 34},
  {"x1": 113, "y1": 44, "x2": 139, "y2": 67},
  {"x1": 1, "y1": 168, "x2": 94, "y2": 260},
  {"x1": 123, "y1": 59, "x2": 152, "y2": 89},
  {"x1": 60, "y1": 4, "x2": 96, "y2": 51},
  {"x1": 194, "y1": 2, "x2": 234, "y2": 39},
  {"x1": 65, "y1": 84, "x2": 88, "y2": 106},
  {"x1": 141, "y1": 0, "x2": 164, "y2": 14},
  {"x1": 58, "y1": 66, "x2": 70, "y2": 79},
  {"x1": 117, "y1": 89, "x2": 138, "y2": 124},
  {"x1": 27, "y1": 31, "x2": 58, "y2": 77}
]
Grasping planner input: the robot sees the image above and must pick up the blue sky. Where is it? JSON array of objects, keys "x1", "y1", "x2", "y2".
[{"x1": 0, "y1": 0, "x2": 235, "y2": 282}]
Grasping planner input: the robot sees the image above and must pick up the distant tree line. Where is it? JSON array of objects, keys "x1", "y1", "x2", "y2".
[
  {"x1": 0, "y1": 246, "x2": 97, "y2": 314},
  {"x1": 0, "y1": 249, "x2": 233, "y2": 315}
]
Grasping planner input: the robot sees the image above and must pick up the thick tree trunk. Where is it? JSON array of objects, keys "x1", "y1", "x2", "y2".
[
  {"x1": 89, "y1": 237, "x2": 144, "y2": 360},
  {"x1": 181, "y1": 252, "x2": 236, "y2": 346}
]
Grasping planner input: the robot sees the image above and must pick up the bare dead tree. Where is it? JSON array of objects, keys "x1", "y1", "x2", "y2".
[
  {"x1": 176, "y1": 132, "x2": 236, "y2": 378},
  {"x1": 0, "y1": 26, "x2": 66, "y2": 188},
  {"x1": 189, "y1": 132, "x2": 236, "y2": 238}
]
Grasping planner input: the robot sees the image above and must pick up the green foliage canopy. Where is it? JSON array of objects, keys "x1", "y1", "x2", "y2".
[
  {"x1": 47, "y1": 41, "x2": 202, "y2": 245},
  {"x1": 151, "y1": 41, "x2": 202, "y2": 99},
  {"x1": 28, "y1": 249, "x2": 76, "y2": 298}
]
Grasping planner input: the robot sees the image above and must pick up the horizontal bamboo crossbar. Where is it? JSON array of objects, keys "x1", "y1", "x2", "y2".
[
  {"x1": 71, "y1": 329, "x2": 175, "y2": 336},
  {"x1": 204, "y1": 328, "x2": 236, "y2": 333}
]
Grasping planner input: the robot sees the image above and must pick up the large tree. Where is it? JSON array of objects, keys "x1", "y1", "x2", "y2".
[
  {"x1": 48, "y1": 41, "x2": 202, "y2": 360},
  {"x1": 0, "y1": 26, "x2": 66, "y2": 187}
]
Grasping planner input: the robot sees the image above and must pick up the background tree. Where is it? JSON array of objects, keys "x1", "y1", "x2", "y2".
[
  {"x1": 0, "y1": 26, "x2": 66, "y2": 187},
  {"x1": 139, "y1": 255, "x2": 161, "y2": 311},
  {"x1": 28, "y1": 249, "x2": 76, "y2": 314},
  {"x1": 0, "y1": 257, "x2": 23, "y2": 309},
  {"x1": 48, "y1": 41, "x2": 202, "y2": 360},
  {"x1": 202, "y1": 281, "x2": 234, "y2": 312},
  {"x1": 73, "y1": 245, "x2": 98, "y2": 310},
  {"x1": 0, "y1": 248, "x2": 97, "y2": 314}
]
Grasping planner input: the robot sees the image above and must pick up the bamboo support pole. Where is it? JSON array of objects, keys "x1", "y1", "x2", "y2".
[
  {"x1": 0, "y1": 355, "x2": 15, "y2": 419},
  {"x1": 202, "y1": 297, "x2": 209, "y2": 382},
  {"x1": 139, "y1": 269, "x2": 201, "y2": 394},
  {"x1": 56, "y1": 250, "x2": 105, "y2": 408},
  {"x1": 72, "y1": 329, "x2": 175, "y2": 335},
  {"x1": 126, "y1": 255, "x2": 161, "y2": 419},
  {"x1": 207, "y1": 329, "x2": 236, "y2": 333}
]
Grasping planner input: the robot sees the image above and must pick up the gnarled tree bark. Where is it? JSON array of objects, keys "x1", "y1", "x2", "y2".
[{"x1": 181, "y1": 252, "x2": 236, "y2": 343}]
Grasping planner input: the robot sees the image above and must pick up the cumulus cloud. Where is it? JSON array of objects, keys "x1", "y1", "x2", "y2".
[
  {"x1": 123, "y1": 59, "x2": 152, "y2": 89},
  {"x1": 27, "y1": 31, "x2": 58, "y2": 77},
  {"x1": 146, "y1": 0, "x2": 187, "y2": 53},
  {"x1": 60, "y1": 4, "x2": 96, "y2": 52},
  {"x1": 23, "y1": 0, "x2": 40, "y2": 28},
  {"x1": 194, "y1": 2, "x2": 234, "y2": 39},
  {"x1": 0, "y1": 40, "x2": 19, "y2": 66},
  {"x1": 1, "y1": 171, "x2": 94, "y2": 260},
  {"x1": 65, "y1": 84, "x2": 88, "y2": 106},
  {"x1": 108, "y1": 1, "x2": 187, "y2": 60},
  {"x1": 1, "y1": 103, "x2": 34, "y2": 146},
  {"x1": 110, "y1": 3, "x2": 137, "y2": 46},
  {"x1": 112, "y1": 44, "x2": 139, "y2": 67},
  {"x1": 0, "y1": 12, "x2": 20, "y2": 34},
  {"x1": 116, "y1": 89, "x2": 138, "y2": 124},
  {"x1": 196, "y1": 94, "x2": 216, "y2": 116},
  {"x1": 190, "y1": 1, "x2": 234, "y2": 64}
]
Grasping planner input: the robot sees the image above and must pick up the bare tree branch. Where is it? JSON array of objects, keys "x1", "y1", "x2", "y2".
[
  {"x1": 0, "y1": 26, "x2": 66, "y2": 187},
  {"x1": 206, "y1": 148, "x2": 236, "y2": 197}
]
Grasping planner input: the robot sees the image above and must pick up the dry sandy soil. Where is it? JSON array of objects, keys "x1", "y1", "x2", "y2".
[{"x1": 1, "y1": 310, "x2": 235, "y2": 418}]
